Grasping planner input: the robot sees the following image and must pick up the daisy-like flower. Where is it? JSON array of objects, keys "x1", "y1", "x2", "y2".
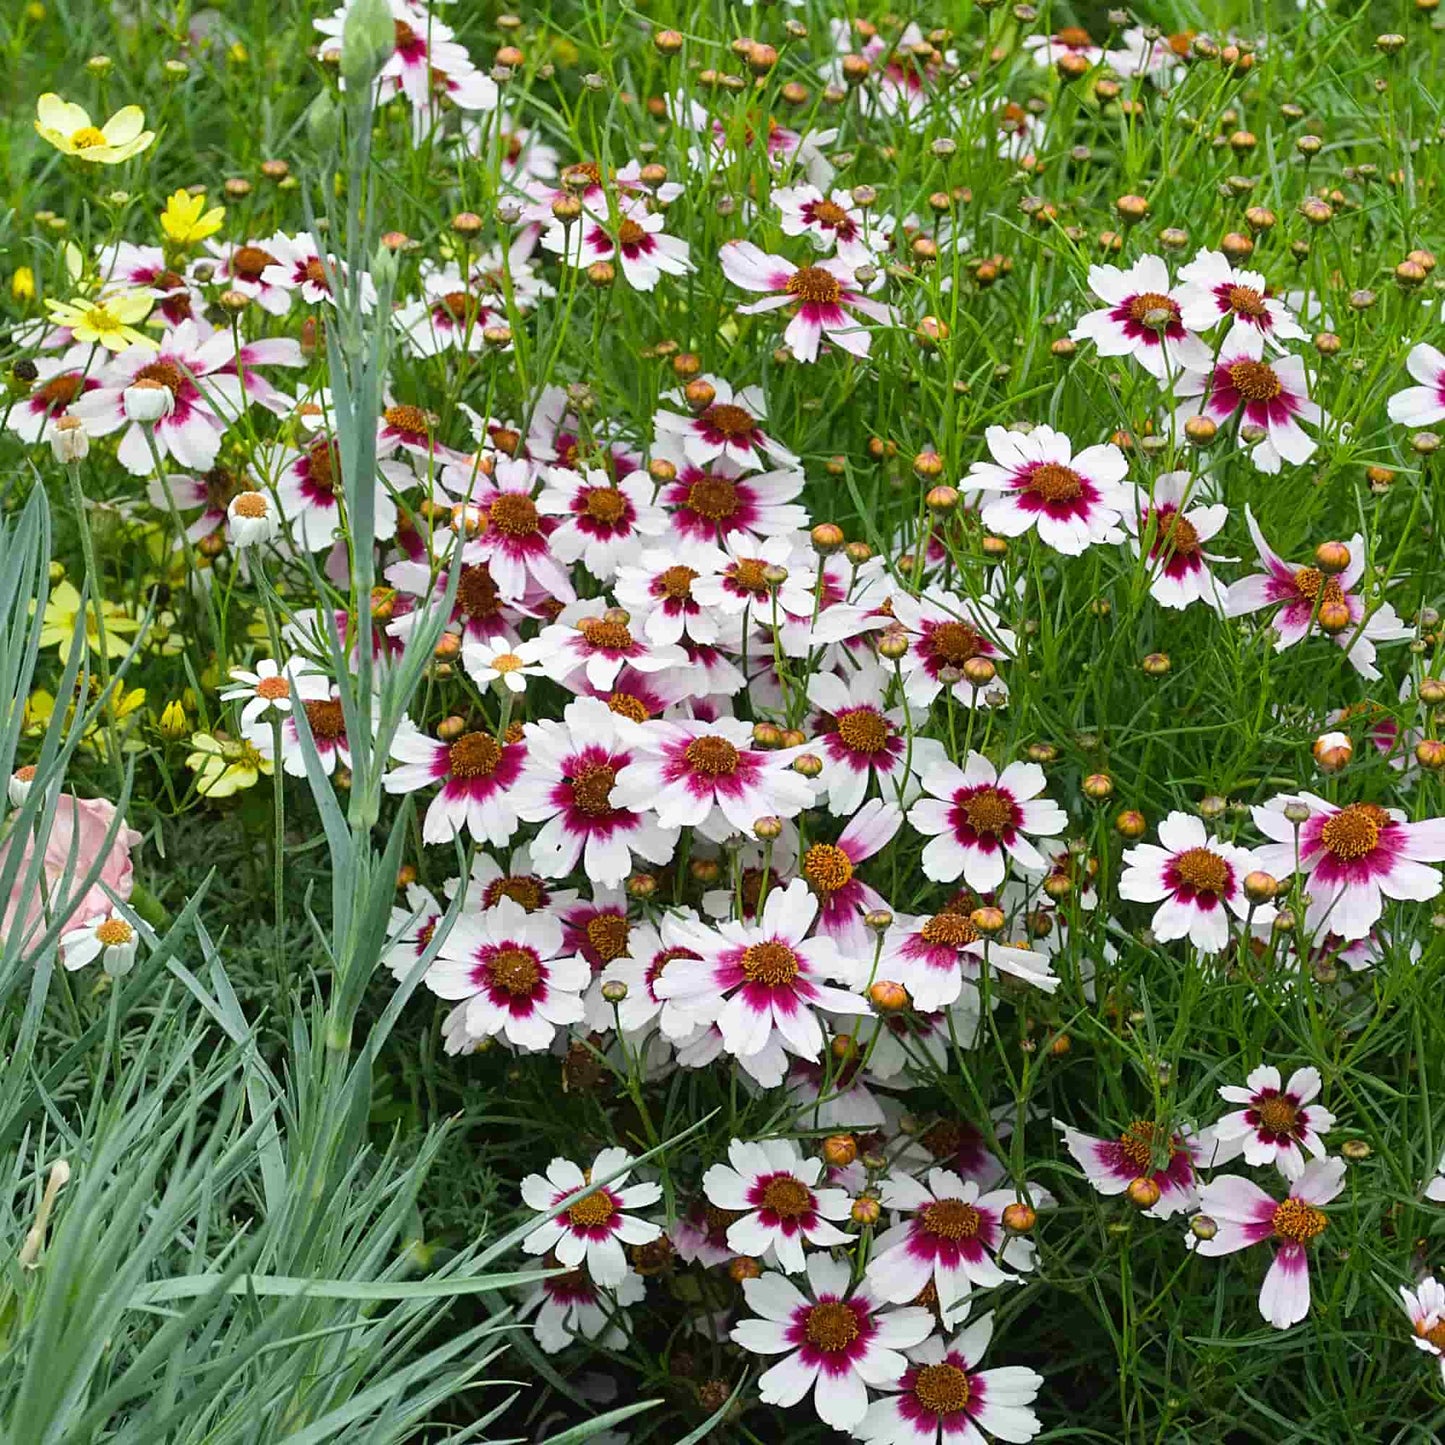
[
  {"x1": 888, "y1": 590, "x2": 1017, "y2": 711},
  {"x1": 220, "y1": 658, "x2": 329, "y2": 729},
  {"x1": 1400, "y1": 1276, "x2": 1445, "y2": 1382},
  {"x1": 609, "y1": 716, "x2": 816, "y2": 843},
  {"x1": 536, "y1": 465, "x2": 667, "y2": 581},
  {"x1": 1250, "y1": 791, "x2": 1445, "y2": 940},
  {"x1": 69, "y1": 320, "x2": 257, "y2": 476},
  {"x1": 613, "y1": 542, "x2": 729, "y2": 648},
  {"x1": 34, "y1": 94, "x2": 153, "y2": 163},
  {"x1": 427, "y1": 896, "x2": 587, "y2": 1052},
  {"x1": 60, "y1": 912, "x2": 140, "y2": 976},
  {"x1": 731, "y1": 1253, "x2": 933, "y2": 1433},
  {"x1": 1387, "y1": 342, "x2": 1445, "y2": 428},
  {"x1": 247, "y1": 689, "x2": 363, "y2": 779},
  {"x1": 462, "y1": 458, "x2": 575, "y2": 603},
  {"x1": 1025, "y1": 24, "x2": 1104, "y2": 66},
  {"x1": 1175, "y1": 330, "x2": 1325, "y2": 474},
  {"x1": 266, "y1": 430, "x2": 397, "y2": 552},
  {"x1": 1056, "y1": 1118, "x2": 1202, "y2": 1219},
  {"x1": 656, "y1": 457, "x2": 808, "y2": 548},
  {"x1": 544, "y1": 195, "x2": 693, "y2": 291},
  {"x1": 808, "y1": 662, "x2": 945, "y2": 817},
  {"x1": 1118, "y1": 810, "x2": 1264, "y2": 953},
  {"x1": 1070, "y1": 255, "x2": 1211, "y2": 379},
  {"x1": 463, "y1": 636, "x2": 548, "y2": 694},
  {"x1": 43, "y1": 292, "x2": 155, "y2": 353},
  {"x1": 702, "y1": 1138, "x2": 851, "y2": 1273},
  {"x1": 383, "y1": 717, "x2": 526, "y2": 846},
  {"x1": 383, "y1": 881, "x2": 445, "y2": 981},
  {"x1": 521, "y1": 1146, "x2": 662, "y2": 1286},
  {"x1": 719, "y1": 241, "x2": 892, "y2": 363},
  {"x1": 772, "y1": 184, "x2": 876, "y2": 269},
  {"x1": 185, "y1": 731, "x2": 272, "y2": 798},
  {"x1": 512, "y1": 697, "x2": 680, "y2": 887},
  {"x1": 523, "y1": 1255, "x2": 646, "y2": 1355},
  {"x1": 856, "y1": 1310, "x2": 1044, "y2": 1445},
  {"x1": 160, "y1": 190, "x2": 225, "y2": 247},
  {"x1": 652, "y1": 879, "x2": 869, "y2": 1085},
  {"x1": 879, "y1": 911, "x2": 1059, "y2": 1011},
  {"x1": 39, "y1": 582, "x2": 140, "y2": 663},
  {"x1": 800, "y1": 798, "x2": 901, "y2": 958},
  {"x1": 908, "y1": 752, "x2": 1067, "y2": 890},
  {"x1": 260, "y1": 234, "x2": 377, "y2": 312},
  {"x1": 6, "y1": 346, "x2": 102, "y2": 446},
  {"x1": 200, "y1": 236, "x2": 295, "y2": 315},
  {"x1": 1121, "y1": 472, "x2": 1230, "y2": 610},
  {"x1": 1226, "y1": 511, "x2": 1410, "y2": 680},
  {"x1": 963, "y1": 425, "x2": 1127, "y2": 556},
  {"x1": 596, "y1": 911, "x2": 704, "y2": 1040},
  {"x1": 393, "y1": 266, "x2": 498, "y2": 356},
  {"x1": 535, "y1": 606, "x2": 688, "y2": 696},
  {"x1": 653, "y1": 374, "x2": 798, "y2": 474},
  {"x1": 1209, "y1": 1065, "x2": 1336, "y2": 1180},
  {"x1": 866, "y1": 1169, "x2": 1044, "y2": 1321},
  {"x1": 1176, "y1": 250, "x2": 1306, "y2": 352},
  {"x1": 1190, "y1": 1156, "x2": 1346, "y2": 1330}
]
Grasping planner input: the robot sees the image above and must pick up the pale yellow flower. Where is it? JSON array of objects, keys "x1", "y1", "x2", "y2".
[
  {"x1": 186, "y1": 731, "x2": 271, "y2": 798},
  {"x1": 44, "y1": 292, "x2": 155, "y2": 352},
  {"x1": 34, "y1": 95, "x2": 154, "y2": 164},
  {"x1": 38, "y1": 581, "x2": 142, "y2": 662},
  {"x1": 159, "y1": 189, "x2": 225, "y2": 246}
]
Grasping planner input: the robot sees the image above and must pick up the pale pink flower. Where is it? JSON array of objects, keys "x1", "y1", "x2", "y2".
[
  {"x1": 1387, "y1": 343, "x2": 1445, "y2": 428},
  {"x1": 1120, "y1": 471, "x2": 1230, "y2": 611},
  {"x1": 653, "y1": 374, "x2": 798, "y2": 474},
  {"x1": 1209, "y1": 1065, "x2": 1335, "y2": 1180},
  {"x1": 1070, "y1": 254, "x2": 1211, "y2": 378},
  {"x1": 1056, "y1": 1118, "x2": 1202, "y2": 1220},
  {"x1": 1401, "y1": 1276, "x2": 1445, "y2": 1383},
  {"x1": 1176, "y1": 250, "x2": 1306, "y2": 352},
  {"x1": 383, "y1": 719, "x2": 526, "y2": 846}
]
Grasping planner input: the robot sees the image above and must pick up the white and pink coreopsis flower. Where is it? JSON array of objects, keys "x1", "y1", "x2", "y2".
[
  {"x1": 800, "y1": 798, "x2": 901, "y2": 958},
  {"x1": 888, "y1": 589, "x2": 1016, "y2": 710},
  {"x1": 596, "y1": 911, "x2": 704, "y2": 1040},
  {"x1": 200, "y1": 235, "x2": 295, "y2": 315},
  {"x1": 866, "y1": 1169, "x2": 1045, "y2": 1322},
  {"x1": 879, "y1": 911, "x2": 1058, "y2": 1011},
  {"x1": 1401, "y1": 1276, "x2": 1445, "y2": 1383},
  {"x1": 383, "y1": 719, "x2": 526, "y2": 846},
  {"x1": 268, "y1": 432, "x2": 400, "y2": 551},
  {"x1": 1387, "y1": 342, "x2": 1445, "y2": 428},
  {"x1": 611, "y1": 716, "x2": 815, "y2": 843},
  {"x1": 460, "y1": 458, "x2": 575, "y2": 603},
  {"x1": 544, "y1": 195, "x2": 693, "y2": 291},
  {"x1": 613, "y1": 542, "x2": 729, "y2": 648},
  {"x1": 719, "y1": 241, "x2": 892, "y2": 362},
  {"x1": 908, "y1": 752, "x2": 1067, "y2": 890},
  {"x1": 259, "y1": 234, "x2": 377, "y2": 311},
  {"x1": 1121, "y1": 472, "x2": 1230, "y2": 611},
  {"x1": 1209, "y1": 1065, "x2": 1335, "y2": 1180},
  {"x1": 1025, "y1": 25, "x2": 1104, "y2": 66},
  {"x1": 1176, "y1": 250, "x2": 1306, "y2": 352},
  {"x1": 1175, "y1": 330, "x2": 1325, "y2": 474},
  {"x1": 1191, "y1": 1156, "x2": 1346, "y2": 1330},
  {"x1": 521, "y1": 1146, "x2": 662, "y2": 1286},
  {"x1": 772, "y1": 184, "x2": 876, "y2": 269},
  {"x1": 963, "y1": 425, "x2": 1127, "y2": 556},
  {"x1": 656, "y1": 457, "x2": 808, "y2": 548},
  {"x1": 1224, "y1": 509, "x2": 1410, "y2": 681},
  {"x1": 535, "y1": 465, "x2": 667, "y2": 581},
  {"x1": 731, "y1": 1252, "x2": 934, "y2": 1433},
  {"x1": 69, "y1": 320, "x2": 250, "y2": 475},
  {"x1": 653, "y1": 374, "x2": 798, "y2": 474},
  {"x1": 523, "y1": 1261, "x2": 644, "y2": 1355},
  {"x1": 1119, "y1": 811, "x2": 1263, "y2": 953},
  {"x1": 1070, "y1": 255, "x2": 1210, "y2": 379},
  {"x1": 428, "y1": 896, "x2": 587, "y2": 1052},
  {"x1": 513, "y1": 698, "x2": 679, "y2": 887},
  {"x1": 652, "y1": 879, "x2": 868, "y2": 1086},
  {"x1": 535, "y1": 605, "x2": 688, "y2": 695},
  {"x1": 702, "y1": 1138, "x2": 851, "y2": 1274},
  {"x1": 856, "y1": 1311, "x2": 1045, "y2": 1445},
  {"x1": 6, "y1": 345, "x2": 101, "y2": 447},
  {"x1": 1250, "y1": 792, "x2": 1445, "y2": 940},
  {"x1": 1056, "y1": 1118, "x2": 1202, "y2": 1220}
]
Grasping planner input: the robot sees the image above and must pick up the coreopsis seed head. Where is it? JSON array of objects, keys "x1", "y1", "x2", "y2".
[
  {"x1": 1243, "y1": 870, "x2": 1278, "y2": 903},
  {"x1": 823, "y1": 1134, "x2": 858, "y2": 1167},
  {"x1": 1142, "y1": 653, "x2": 1171, "y2": 676},
  {"x1": 869, "y1": 980, "x2": 910, "y2": 1012},
  {"x1": 1313, "y1": 732, "x2": 1353, "y2": 772},
  {"x1": 1314, "y1": 540, "x2": 1351, "y2": 574},
  {"x1": 1415, "y1": 739, "x2": 1445, "y2": 771},
  {"x1": 851, "y1": 1195, "x2": 882, "y2": 1226},
  {"x1": 1190, "y1": 1213, "x2": 1218, "y2": 1241},
  {"x1": 793, "y1": 754, "x2": 823, "y2": 779},
  {"x1": 729, "y1": 1256, "x2": 762, "y2": 1283},
  {"x1": 1314, "y1": 332, "x2": 1342, "y2": 356},
  {"x1": 653, "y1": 27, "x2": 683, "y2": 53},
  {"x1": 1083, "y1": 772, "x2": 1114, "y2": 801},
  {"x1": 970, "y1": 906, "x2": 1006, "y2": 936},
  {"x1": 1116, "y1": 809, "x2": 1147, "y2": 839}
]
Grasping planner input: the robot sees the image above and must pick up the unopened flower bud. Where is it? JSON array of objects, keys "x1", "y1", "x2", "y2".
[
  {"x1": 1190, "y1": 1213, "x2": 1218, "y2": 1241},
  {"x1": 823, "y1": 1134, "x2": 857, "y2": 1167},
  {"x1": 753, "y1": 815, "x2": 784, "y2": 840},
  {"x1": 1082, "y1": 772, "x2": 1114, "y2": 801},
  {"x1": 1312, "y1": 731, "x2": 1352, "y2": 772},
  {"x1": 869, "y1": 980, "x2": 909, "y2": 1012},
  {"x1": 1115, "y1": 809, "x2": 1147, "y2": 839},
  {"x1": 1243, "y1": 871, "x2": 1278, "y2": 903},
  {"x1": 970, "y1": 906, "x2": 1006, "y2": 935},
  {"x1": 1126, "y1": 1176, "x2": 1161, "y2": 1209}
]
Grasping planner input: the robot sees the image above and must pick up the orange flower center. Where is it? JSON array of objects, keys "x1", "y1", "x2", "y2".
[
  {"x1": 570, "y1": 762, "x2": 618, "y2": 816},
  {"x1": 1118, "y1": 1120, "x2": 1167, "y2": 1172},
  {"x1": 921, "y1": 1198, "x2": 982, "y2": 1241},
  {"x1": 231, "y1": 245, "x2": 278, "y2": 282},
  {"x1": 482, "y1": 875, "x2": 545, "y2": 911},
  {"x1": 1226, "y1": 285, "x2": 1267, "y2": 318},
  {"x1": 577, "y1": 617, "x2": 633, "y2": 650},
  {"x1": 303, "y1": 698, "x2": 347, "y2": 739},
  {"x1": 586, "y1": 913, "x2": 631, "y2": 962},
  {"x1": 487, "y1": 946, "x2": 540, "y2": 996},
  {"x1": 457, "y1": 563, "x2": 502, "y2": 620},
  {"x1": 489, "y1": 493, "x2": 540, "y2": 537},
  {"x1": 836, "y1": 709, "x2": 890, "y2": 754},
  {"x1": 803, "y1": 843, "x2": 854, "y2": 894},
  {"x1": 1173, "y1": 846, "x2": 1230, "y2": 896},
  {"x1": 1256, "y1": 1096, "x2": 1300, "y2": 1138},
  {"x1": 920, "y1": 912, "x2": 979, "y2": 948},
  {"x1": 701, "y1": 403, "x2": 755, "y2": 438},
  {"x1": 803, "y1": 1300, "x2": 859, "y2": 1353},
  {"x1": 584, "y1": 487, "x2": 628, "y2": 524},
  {"x1": 914, "y1": 1362, "x2": 972, "y2": 1416},
  {"x1": 617, "y1": 218, "x2": 647, "y2": 247},
  {"x1": 1127, "y1": 291, "x2": 1178, "y2": 327},
  {"x1": 256, "y1": 676, "x2": 289, "y2": 700},
  {"x1": 134, "y1": 360, "x2": 185, "y2": 399},
  {"x1": 684, "y1": 736, "x2": 739, "y2": 776},
  {"x1": 1320, "y1": 803, "x2": 1386, "y2": 861},
  {"x1": 741, "y1": 940, "x2": 800, "y2": 986},
  {"x1": 962, "y1": 787, "x2": 1013, "y2": 836},
  {"x1": 566, "y1": 1189, "x2": 615, "y2": 1230},
  {"x1": 759, "y1": 1176, "x2": 812, "y2": 1218},
  {"x1": 1025, "y1": 463, "x2": 1085, "y2": 504},
  {"x1": 929, "y1": 620, "x2": 985, "y2": 665},
  {"x1": 384, "y1": 404, "x2": 431, "y2": 438},
  {"x1": 1228, "y1": 359, "x2": 1283, "y2": 403},
  {"x1": 1155, "y1": 511, "x2": 1200, "y2": 556},
  {"x1": 232, "y1": 493, "x2": 268, "y2": 520},
  {"x1": 786, "y1": 266, "x2": 842, "y2": 305},
  {"x1": 657, "y1": 565, "x2": 698, "y2": 600},
  {"x1": 1271, "y1": 1197, "x2": 1327, "y2": 1243},
  {"x1": 36, "y1": 374, "x2": 83, "y2": 408},
  {"x1": 448, "y1": 732, "x2": 503, "y2": 779},
  {"x1": 812, "y1": 199, "x2": 849, "y2": 226},
  {"x1": 606, "y1": 692, "x2": 651, "y2": 723},
  {"x1": 685, "y1": 475, "x2": 740, "y2": 522},
  {"x1": 95, "y1": 918, "x2": 134, "y2": 947},
  {"x1": 304, "y1": 257, "x2": 331, "y2": 289}
]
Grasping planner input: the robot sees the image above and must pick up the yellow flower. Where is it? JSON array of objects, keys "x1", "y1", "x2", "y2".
[
  {"x1": 11, "y1": 267, "x2": 35, "y2": 302},
  {"x1": 186, "y1": 731, "x2": 271, "y2": 798},
  {"x1": 160, "y1": 189, "x2": 225, "y2": 246},
  {"x1": 44, "y1": 291, "x2": 155, "y2": 352},
  {"x1": 35, "y1": 95, "x2": 154, "y2": 164},
  {"x1": 38, "y1": 581, "x2": 142, "y2": 662},
  {"x1": 158, "y1": 699, "x2": 189, "y2": 739}
]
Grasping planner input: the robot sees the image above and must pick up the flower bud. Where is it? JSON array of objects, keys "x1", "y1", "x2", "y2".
[
  {"x1": 227, "y1": 490, "x2": 278, "y2": 547},
  {"x1": 50, "y1": 416, "x2": 89, "y2": 464},
  {"x1": 1314, "y1": 540, "x2": 1350, "y2": 574},
  {"x1": 1115, "y1": 809, "x2": 1147, "y2": 839},
  {"x1": 970, "y1": 906, "x2": 1006, "y2": 935},
  {"x1": 1415, "y1": 739, "x2": 1445, "y2": 771},
  {"x1": 753, "y1": 815, "x2": 784, "y2": 840},
  {"x1": 868, "y1": 980, "x2": 909, "y2": 1012},
  {"x1": 123, "y1": 377, "x2": 175, "y2": 423},
  {"x1": 1190, "y1": 1213, "x2": 1218, "y2": 1241},
  {"x1": 1126, "y1": 1176, "x2": 1161, "y2": 1209},
  {"x1": 822, "y1": 1134, "x2": 857, "y2": 1167},
  {"x1": 158, "y1": 699, "x2": 188, "y2": 740},
  {"x1": 1002, "y1": 1201, "x2": 1037, "y2": 1234},
  {"x1": 1243, "y1": 871, "x2": 1278, "y2": 903},
  {"x1": 850, "y1": 1195, "x2": 881, "y2": 1226},
  {"x1": 1312, "y1": 731, "x2": 1352, "y2": 772},
  {"x1": 1082, "y1": 772, "x2": 1114, "y2": 801}
]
